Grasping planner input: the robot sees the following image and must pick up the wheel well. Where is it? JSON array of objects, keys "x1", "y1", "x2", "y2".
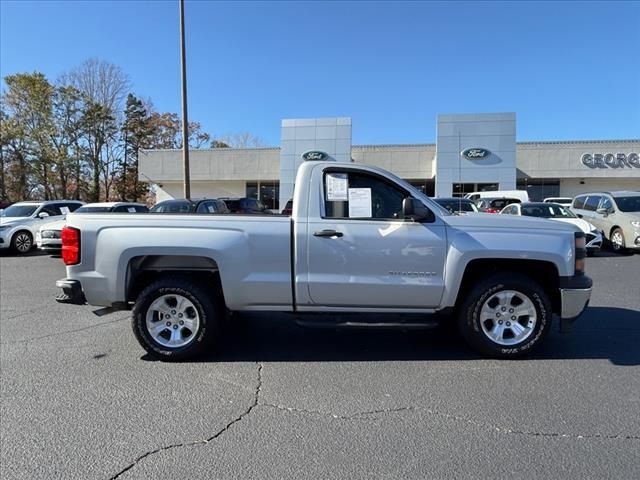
[
  {"x1": 609, "y1": 225, "x2": 621, "y2": 238},
  {"x1": 456, "y1": 259, "x2": 561, "y2": 314},
  {"x1": 126, "y1": 255, "x2": 225, "y2": 306},
  {"x1": 12, "y1": 229, "x2": 33, "y2": 240}
]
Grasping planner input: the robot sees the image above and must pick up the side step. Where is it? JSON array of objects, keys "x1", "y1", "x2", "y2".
[{"x1": 295, "y1": 314, "x2": 441, "y2": 330}]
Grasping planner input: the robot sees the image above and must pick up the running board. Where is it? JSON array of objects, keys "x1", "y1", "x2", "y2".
[{"x1": 295, "y1": 318, "x2": 440, "y2": 330}]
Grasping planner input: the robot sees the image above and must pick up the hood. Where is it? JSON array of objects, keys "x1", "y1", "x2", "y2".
[
  {"x1": 0, "y1": 217, "x2": 31, "y2": 227},
  {"x1": 549, "y1": 217, "x2": 594, "y2": 233},
  {"x1": 40, "y1": 219, "x2": 66, "y2": 232},
  {"x1": 444, "y1": 212, "x2": 581, "y2": 233}
]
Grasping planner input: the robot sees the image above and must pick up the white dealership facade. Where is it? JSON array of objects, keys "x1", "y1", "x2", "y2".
[{"x1": 140, "y1": 113, "x2": 639, "y2": 209}]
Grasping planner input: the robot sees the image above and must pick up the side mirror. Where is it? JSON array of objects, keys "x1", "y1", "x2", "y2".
[
  {"x1": 576, "y1": 213, "x2": 583, "y2": 219},
  {"x1": 38, "y1": 212, "x2": 49, "y2": 219},
  {"x1": 402, "y1": 198, "x2": 435, "y2": 223},
  {"x1": 596, "y1": 207, "x2": 607, "y2": 216}
]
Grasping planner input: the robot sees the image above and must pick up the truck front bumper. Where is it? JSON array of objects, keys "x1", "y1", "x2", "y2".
[
  {"x1": 55, "y1": 279, "x2": 87, "y2": 305},
  {"x1": 558, "y1": 274, "x2": 592, "y2": 332}
]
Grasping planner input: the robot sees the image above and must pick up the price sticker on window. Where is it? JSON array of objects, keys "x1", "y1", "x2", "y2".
[{"x1": 326, "y1": 173, "x2": 348, "y2": 201}]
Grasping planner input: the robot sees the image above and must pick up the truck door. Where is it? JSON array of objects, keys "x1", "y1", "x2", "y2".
[{"x1": 305, "y1": 168, "x2": 447, "y2": 308}]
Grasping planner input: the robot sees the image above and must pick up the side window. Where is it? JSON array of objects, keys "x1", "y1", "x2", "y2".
[
  {"x1": 196, "y1": 202, "x2": 213, "y2": 213},
  {"x1": 112, "y1": 205, "x2": 129, "y2": 213},
  {"x1": 583, "y1": 196, "x2": 601, "y2": 212},
  {"x1": 599, "y1": 197, "x2": 613, "y2": 211},
  {"x1": 135, "y1": 205, "x2": 149, "y2": 213},
  {"x1": 42, "y1": 204, "x2": 62, "y2": 216},
  {"x1": 323, "y1": 171, "x2": 408, "y2": 220},
  {"x1": 572, "y1": 196, "x2": 586, "y2": 209},
  {"x1": 65, "y1": 203, "x2": 82, "y2": 213}
]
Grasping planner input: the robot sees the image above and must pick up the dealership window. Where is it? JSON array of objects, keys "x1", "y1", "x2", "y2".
[
  {"x1": 407, "y1": 179, "x2": 435, "y2": 197},
  {"x1": 516, "y1": 180, "x2": 560, "y2": 202},
  {"x1": 452, "y1": 183, "x2": 499, "y2": 198},
  {"x1": 245, "y1": 181, "x2": 280, "y2": 210}
]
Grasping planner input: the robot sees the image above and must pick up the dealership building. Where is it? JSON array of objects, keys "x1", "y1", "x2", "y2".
[{"x1": 140, "y1": 113, "x2": 640, "y2": 209}]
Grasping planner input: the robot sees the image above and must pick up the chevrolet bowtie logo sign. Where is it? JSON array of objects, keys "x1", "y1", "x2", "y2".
[{"x1": 461, "y1": 148, "x2": 491, "y2": 159}]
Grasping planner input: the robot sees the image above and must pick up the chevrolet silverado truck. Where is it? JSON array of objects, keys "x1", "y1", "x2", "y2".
[{"x1": 55, "y1": 161, "x2": 592, "y2": 360}]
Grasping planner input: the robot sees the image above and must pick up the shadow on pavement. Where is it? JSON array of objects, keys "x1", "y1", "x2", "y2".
[
  {"x1": 141, "y1": 306, "x2": 640, "y2": 366},
  {"x1": 0, "y1": 249, "x2": 49, "y2": 257}
]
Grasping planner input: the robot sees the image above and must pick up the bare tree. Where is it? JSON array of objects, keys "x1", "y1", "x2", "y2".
[
  {"x1": 60, "y1": 58, "x2": 130, "y2": 116},
  {"x1": 214, "y1": 132, "x2": 266, "y2": 148}
]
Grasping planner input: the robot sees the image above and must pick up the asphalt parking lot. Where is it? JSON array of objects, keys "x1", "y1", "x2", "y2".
[{"x1": 1, "y1": 250, "x2": 639, "y2": 479}]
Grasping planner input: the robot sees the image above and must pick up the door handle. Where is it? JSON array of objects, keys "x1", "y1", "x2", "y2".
[{"x1": 313, "y1": 229, "x2": 343, "y2": 238}]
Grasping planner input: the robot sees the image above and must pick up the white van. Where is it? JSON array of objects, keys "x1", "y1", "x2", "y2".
[{"x1": 464, "y1": 190, "x2": 529, "y2": 203}]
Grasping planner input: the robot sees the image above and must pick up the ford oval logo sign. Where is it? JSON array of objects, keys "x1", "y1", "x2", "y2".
[
  {"x1": 302, "y1": 151, "x2": 328, "y2": 161},
  {"x1": 462, "y1": 148, "x2": 491, "y2": 159}
]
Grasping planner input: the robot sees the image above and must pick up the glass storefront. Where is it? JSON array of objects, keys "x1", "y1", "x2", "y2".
[
  {"x1": 516, "y1": 179, "x2": 560, "y2": 202},
  {"x1": 246, "y1": 181, "x2": 280, "y2": 209}
]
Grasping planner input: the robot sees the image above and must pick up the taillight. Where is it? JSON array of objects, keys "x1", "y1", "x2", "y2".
[
  {"x1": 486, "y1": 208, "x2": 499, "y2": 214},
  {"x1": 61, "y1": 227, "x2": 81, "y2": 265}
]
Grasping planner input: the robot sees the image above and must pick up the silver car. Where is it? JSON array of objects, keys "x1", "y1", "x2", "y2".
[
  {"x1": 570, "y1": 191, "x2": 640, "y2": 252},
  {"x1": 0, "y1": 200, "x2": 84, "y2": 254}
]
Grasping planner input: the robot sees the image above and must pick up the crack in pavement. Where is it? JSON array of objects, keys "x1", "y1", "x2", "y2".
[
  {"x1": 108, "y1": 362, "x2": 264, "y2": 480},
  {"x1": 107, "y1": 362, "x2": 638, "y2": 479},
  {"x1": 0, "y1": 315, "x2": 129, "y2": 345}
]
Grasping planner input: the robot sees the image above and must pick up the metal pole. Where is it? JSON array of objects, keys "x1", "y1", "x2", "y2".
[{"x1": 179, "y1": 0, "x2": 191, "y2": 199}]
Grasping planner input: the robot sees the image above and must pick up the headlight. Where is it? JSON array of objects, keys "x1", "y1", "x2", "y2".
[{"x1": 631, "y1": 221, "x2": 640, "y2": 228}]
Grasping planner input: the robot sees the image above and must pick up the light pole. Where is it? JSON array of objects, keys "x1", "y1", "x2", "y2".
[{"x1": 179, "y1": 0, "x2": 191, "y2": 199}]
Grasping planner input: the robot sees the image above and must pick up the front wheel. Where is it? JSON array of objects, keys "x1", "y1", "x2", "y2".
[
  {"x1": 132, "y1": 276, "x2": 222, "y2": 361},
  {"x1": 11, "y1": 231, "x2": 33, "y2": 254},
  {"x1": 457, "y1": 273, "x2": 552, "y2": 358},
  {"x1": 610, "y1": 228, "x2": 626, "y2": 253}
]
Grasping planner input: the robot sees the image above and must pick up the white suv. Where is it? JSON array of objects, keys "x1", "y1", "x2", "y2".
[{"x1": 0, "y1": 200, "x2": 84, "y2": 254}]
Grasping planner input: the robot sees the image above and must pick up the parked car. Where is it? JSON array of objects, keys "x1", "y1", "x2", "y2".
[
  {"x1": 150, "y1": 198, "x2": 230, "y2": 214},
  {"x1": 465, "y1": 190, "x2": 529, "y2": 203},
  {"x1": 500, "y1": 202, "x2": 602, "y2": 254},
  {"x1": 476, "y1": 197, "x2": 521, "y2": 213},
  {"x1": 56, "y1": 160, "x2": 591, "y2": 361},
  {"x1": 0, "y1": 200, "x2": 83, "y2": 254},
  {"x1": 36, "y1": 202, "x2": 148, "y2": 253},
  {"x1": 0, "y1": 200, "x2": 13, "y2": 210},
  {"x1": 434, "y1": 197, "x2": 479, "y2": 214},
  {"x1": 544, "y1": 197, "x2": 573, "y2": 207},
  {"x1": 570, "y1": 191, "x2": 640, "y2": 252},
  {"x1": 281, "y1": 199, "x2": 293, "y2": 215},
  {"x1": 219, "y1": 197, "x2": 269, "y2": 214}
]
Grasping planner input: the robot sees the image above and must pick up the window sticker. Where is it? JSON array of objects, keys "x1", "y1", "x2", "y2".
[
  {"x1": 127, "y1": 207, "x2": 136, "y2": 213},
  {"x1": 326, "y1": 173, "x2": 348, "y2": 201},
  {"x1": 348, "y1": 188, "x2": 372, "y2": 218},
  {"x1": 59, "y1": 206, "x2": 70, "y2": 215},
  {"x1": 207, "y1": 205, "x2": 215, "y2": 213}
]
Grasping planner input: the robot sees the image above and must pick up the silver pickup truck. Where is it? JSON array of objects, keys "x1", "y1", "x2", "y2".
[{"x1": 56, "y1": 161, "x2": 592, "y2": 360}]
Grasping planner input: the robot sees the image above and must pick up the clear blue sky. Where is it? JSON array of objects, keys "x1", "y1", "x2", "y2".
[{"x1": 1, "y1": 0, "x2": 639, "y2": 145}]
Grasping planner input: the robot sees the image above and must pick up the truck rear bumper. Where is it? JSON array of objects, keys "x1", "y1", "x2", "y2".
[{"x1": 55, "y1": 279, "x2": 87, "y2": 305}]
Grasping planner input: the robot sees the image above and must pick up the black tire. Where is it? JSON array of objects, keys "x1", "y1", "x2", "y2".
[
  {"x1": 457, "y1": 273, "x2": 552, "y2": 359},
  {"x1": 609, "y1": 228, "x2": 627, "y2": 253},
  {"x1": 11, "y1": 230, "x2": 33, "y2": 254},
  {"x1": 132, "y1": 275, "x2": 222, "y2": 361}
]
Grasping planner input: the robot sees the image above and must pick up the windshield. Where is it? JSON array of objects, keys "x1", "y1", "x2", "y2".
[
  {"x1": 614, "y1": 196, "x2": 640, "y2": 212},
  {"x1": 437, "y1": 200, "x2": 478, "y2": 213},
  {"x1": 75, "y1": 206, "x2": 111, "y2": 213},
  {"x1": 521, "y1": 204, "x2": 577, "y2": 218},
  {"x1": 150, "y1": 201, "x2": 194, "y2": 213},
  {"x1": 1, "y1": 205, "x2": 39, "y2": 217}
]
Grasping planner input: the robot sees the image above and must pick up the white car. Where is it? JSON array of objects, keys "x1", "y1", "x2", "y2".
[
  {"x1": 500, "y1": 202, "x2": 602, "y2": 254},
  {"x1": 0, "y1": 200, "x2": 84, "y2": 254},
  {"x1": 544, "y1": 197, "x2": 573, "y2": 207},
  {"x1": 36, "y1": 202, "x2": 149, "y2": 253}
]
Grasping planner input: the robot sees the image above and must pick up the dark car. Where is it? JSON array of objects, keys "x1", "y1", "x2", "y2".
[
  {"x1": 150, "y1": 198, "x2": 230, "y2": 214},
  {"x1": 281, "y1": 199, "x2": 293, "y2": 215},
  {"x1": 434, "y1": 197, "x2": 478, "y2": 214},
  {"x1": 477, "y1": 197, "x2": 521, "y2": 213},
  {"x1": 219, "y1": 197, "x2": 269, "y2": 214},
  {"x1": 75, "y1": 202, "x2": 149, "y2": 213}
]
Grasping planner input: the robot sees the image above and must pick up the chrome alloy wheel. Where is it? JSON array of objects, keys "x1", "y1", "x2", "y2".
[
  {"x1": 14, "y1": 232, "x2": 32, "y2": 253},
  {"x1": 480, "y1": 290, "x2": 537, "y2": 346},
  {"x1": 611, "y1": 231, "x2": 624, "y2": 250},
  {"x1": 145, "y1": 294, "x2": 200, "y2": 348}
]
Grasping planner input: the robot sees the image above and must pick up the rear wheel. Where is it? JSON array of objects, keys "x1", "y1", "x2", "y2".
[
  {"x1": 457, "y1": 273, "x2": 552, "y2": 358},
  {"x1": 11, "y1": 231, "x2": 33, "y2": 254},
  {"x1": 132, "y1": 275, "x2": 222, "y2": 361}
]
